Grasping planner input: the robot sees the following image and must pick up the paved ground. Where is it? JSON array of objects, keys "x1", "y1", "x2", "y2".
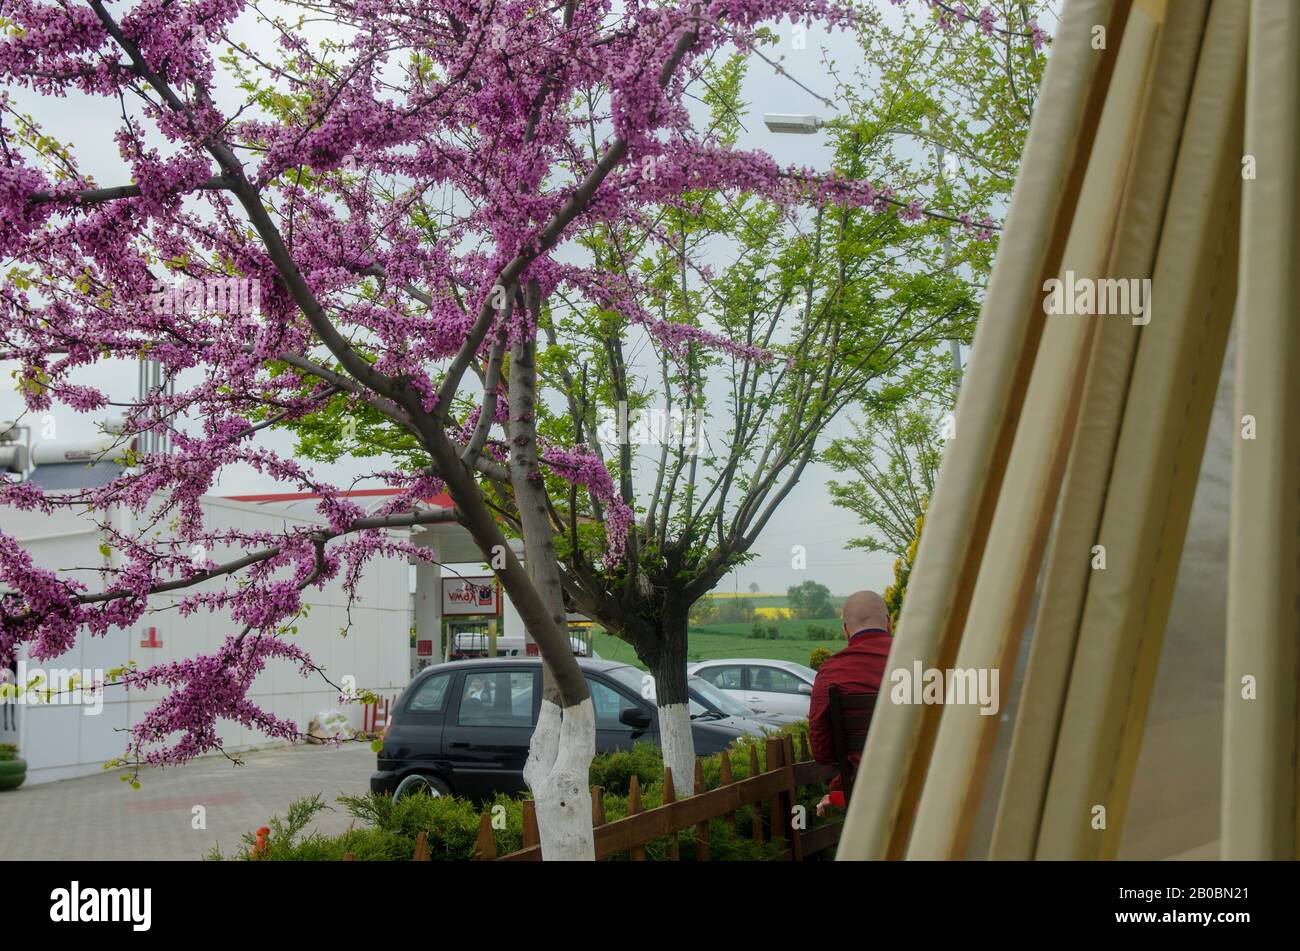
[{"x1": 0, "y1": 742, "x2": 375, "y2": 860}]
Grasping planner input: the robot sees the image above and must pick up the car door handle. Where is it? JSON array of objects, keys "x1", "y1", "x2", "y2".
[{"x1": 449, "y1": 741, "x2": 471, "y2": 748}]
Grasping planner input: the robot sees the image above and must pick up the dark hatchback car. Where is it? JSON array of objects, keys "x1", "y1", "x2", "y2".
[{"x1": 371, "y1": 657, "x2": 770, "y2": 801}]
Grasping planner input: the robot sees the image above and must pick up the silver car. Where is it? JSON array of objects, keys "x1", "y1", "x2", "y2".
[{"x1": 686, "y1": 658, "x2": 819, "y2": 717}]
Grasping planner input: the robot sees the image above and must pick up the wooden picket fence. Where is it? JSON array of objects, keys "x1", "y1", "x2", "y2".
[
  {"x1": 336, "y1": 733, "x2": 841, "y2": 862},
  {"x1": 475, "y1": 733, "x2": 842, "y2": 861}
]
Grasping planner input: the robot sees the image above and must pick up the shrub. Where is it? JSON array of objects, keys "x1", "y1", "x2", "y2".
[
  {"x1": 222, "y1": 721, "x2": 832, "y2": 861},
  {"x1": 586, "y1": 743, "x2": 662, "y2": 796},
  {"x1": 687, "y1": 598, "x2": 718, "y2": 624},
  {"x1": 717, "y1": 597, "x2": 756, "y2": 624},
  {"x1": 809, "y1": 647, "x2": 832, "y2": 670},
  {"x1": 765, "y1": 626, "x2": 779, "y2": 640},
  {"x1": 804, "y1": 623, "x2": 832, "y2": 639},
  {"x1": 208, "y1": 790, "x2": 527, "y2": 861},
  {"x1": 0, "y1": 744, "x2": 19, "y2": 761},
  {"x1": 748, "y1": 622, "x2": 765, "y2": 639},
  {"x1": 884, "y1": 505, "x2": 925, "y2": 627}
]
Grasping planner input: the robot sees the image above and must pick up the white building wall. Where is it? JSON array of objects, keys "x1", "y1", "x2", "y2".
[
  {"x1": 502, "y1": 585, "x2": 524, "y2": 638},
  {"x1": 3, "y1": 497, "x2": 410, "y2": 785}
]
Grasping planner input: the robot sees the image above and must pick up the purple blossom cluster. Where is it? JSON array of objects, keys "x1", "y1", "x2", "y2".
[{"x1": 541, "y1": 445, "x2": 636, "y2": 564}]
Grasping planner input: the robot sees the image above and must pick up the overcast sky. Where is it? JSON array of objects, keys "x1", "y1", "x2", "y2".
[{"x1": 0, "y1": 3, "x2": 988, "y2": 597}]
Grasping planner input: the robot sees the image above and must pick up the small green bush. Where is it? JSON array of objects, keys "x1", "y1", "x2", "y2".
[
  {"x1": 809, "y1": 647, "x2": 832, "y2": 670},
  {"x1": 586, "y1": 742, "x2": 665, "y2": 797},
  {"x1": 0, "y1": 744, "x2": 19, "y2": 761}
]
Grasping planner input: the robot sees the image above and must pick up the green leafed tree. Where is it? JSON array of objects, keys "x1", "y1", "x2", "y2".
[
  {"x1": 787, "y1": 580, "x2": 834, "y2": 620},
  {"x1": 823, "y1": 0, "x2": 1050, "y2": 558},
  {"x1": 824, "y1": 400, "x2": 944, "y2": 556}
]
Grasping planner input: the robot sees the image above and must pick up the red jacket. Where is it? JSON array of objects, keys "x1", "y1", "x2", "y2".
[{"x1": 809, "y1": 628, "x2": 892, "y2": 789}]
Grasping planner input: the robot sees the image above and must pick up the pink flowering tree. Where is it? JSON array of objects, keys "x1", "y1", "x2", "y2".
[{"x1": 0, "y1": 0, "x2": 1017, "y2": 854}]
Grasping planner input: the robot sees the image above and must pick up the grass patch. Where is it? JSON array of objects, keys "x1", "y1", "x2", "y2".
[{"x1": 592, "y1": 616, "x2": 843, "y2": 670}]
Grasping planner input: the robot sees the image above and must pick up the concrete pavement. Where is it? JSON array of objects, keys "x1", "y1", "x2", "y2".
[{"x1": 0, "y1": 741, "x2": 375, "y2": 860}]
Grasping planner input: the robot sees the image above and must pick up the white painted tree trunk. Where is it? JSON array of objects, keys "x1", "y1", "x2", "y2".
[
  {"x1": 524, "y1": 698, "x2": 596, "y2": 860},
  {"x1": 657, "y1": 701, "x2": 695, "y2": 798}
]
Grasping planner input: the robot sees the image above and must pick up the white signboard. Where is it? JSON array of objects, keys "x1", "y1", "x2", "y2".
[{"x1": 441, "y1": 576, "x2": 501, "y2": 616}]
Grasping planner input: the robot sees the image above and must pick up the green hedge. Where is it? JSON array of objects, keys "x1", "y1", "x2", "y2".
[{"x1": 211, "y1": 722, "x2": 836, "y2": 861}]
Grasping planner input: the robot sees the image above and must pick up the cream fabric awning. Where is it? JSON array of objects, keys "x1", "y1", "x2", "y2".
[{"x1": 838, "y1": 0, "x2": 1300, "y2": 861}]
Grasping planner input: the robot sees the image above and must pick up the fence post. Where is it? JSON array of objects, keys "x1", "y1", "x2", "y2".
[
  {"x1": 474, "y1": 813, "x2": 497, "y2": 860},
  {"x1": 592, "y1": 785, "x2": 606, "y2": 827},
  {"x1": 663, "y1": 767, "x2": 680, "y2": 860},
  {"x1": 694, "y1": 759, "x2": 710, "y2": 862},
  {"x1": 719, "y1": 750, "x2": 735, "y2": 826},
  {"x1": 783, "y1": 734, "x2": 804, "y2": 861},
  {"x1": 522, "y1": 800, "x2": 540, "y2": 851},
  {"x1": 412, "y1": 830, "x2": 431, "y2": 861},
  {"x1": 628, "y1": 774, "x2": 646, "y2": 861},
  {"x1": 800, "y1": 732, "x2": 811, "y2": 763},
  {"x1": 749, "y1": 746, "x2": 763, "y2": 842},
  {"x1": 766, "y1": 738, "x2": 787, "y2": 854}
]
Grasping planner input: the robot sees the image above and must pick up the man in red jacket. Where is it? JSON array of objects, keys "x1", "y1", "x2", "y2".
[{"x1": 809, "y1": 590, "x2": 893, "y2": 811}]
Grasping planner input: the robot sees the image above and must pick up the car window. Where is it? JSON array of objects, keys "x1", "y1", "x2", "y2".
[
  {"x1": 698, "y1": 665, "x2": 744, "y2": 691},
  {"x1": 690, "y1": 676, "x2": 752, "y2": 717},
  {"x1": 588, "y1": 678, "x2": 640, "y2": 730},
  {"x1": 406, "y1": 673, "x2": 451, "y2": 713},
  {"x1": 787, "y1": 663, "x2": 818, "y2": 683},
  {"x1": 606, "y1": 666, "x2": 706, "y2": 716},
  {"x1": 457, "y1": 670, "x2": 535, "y2": 727},
  {"x1": 748, "y1": 665, "x2": 806, "y2": 695}
]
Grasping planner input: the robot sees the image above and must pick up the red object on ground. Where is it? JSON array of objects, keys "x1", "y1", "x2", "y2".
[
  {"x1": 253, "y1": 826, "x2": 271, "y2": 859},
  {"x1": 362, "y1": 698, "x2": 390, "y2": 734}
]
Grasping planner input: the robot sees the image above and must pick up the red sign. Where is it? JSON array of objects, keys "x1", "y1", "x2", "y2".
[
  {"x1": 140, "y1": 626, "x2": 163, "y2": 648},
  {"x1": 417, "y1": 639, "x2": 433, "y2": 657}
]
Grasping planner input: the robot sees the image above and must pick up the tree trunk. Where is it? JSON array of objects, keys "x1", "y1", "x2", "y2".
[
  {"x1": 647, "y1": 608, "x2": 694, "y2": 798},
  {"x1": 511, "y1": 281, "x2": 595, "y2": 860}
]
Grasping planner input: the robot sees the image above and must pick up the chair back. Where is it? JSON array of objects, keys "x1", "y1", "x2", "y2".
[{"x1": 827, "y1": 685, "x2": 878, "y2": 804}]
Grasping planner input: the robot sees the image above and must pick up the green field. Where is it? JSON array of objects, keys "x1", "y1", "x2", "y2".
[
  {"x1": 591, "y1": 615, "x2": 843, "y2": 670},
  {"x1": 690, "y1": 617, "x2": 839, "y2": 638},
  {"x1": 703, "y1": 593, "x2": 847, "y2": 612}
]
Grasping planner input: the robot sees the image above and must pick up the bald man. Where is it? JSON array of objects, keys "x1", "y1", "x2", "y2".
[{"x1": 807, "y1": 590, "x2": 893, "y2": 797}]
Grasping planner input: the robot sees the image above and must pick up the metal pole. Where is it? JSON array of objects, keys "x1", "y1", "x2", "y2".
[{"x1": 936, "y1": 143, "x2": 964, "y2": 395}]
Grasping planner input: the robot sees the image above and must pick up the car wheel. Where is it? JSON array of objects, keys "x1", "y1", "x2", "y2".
[{"x1": 392, "y1": 772, "x2": 452, "y2": 803}]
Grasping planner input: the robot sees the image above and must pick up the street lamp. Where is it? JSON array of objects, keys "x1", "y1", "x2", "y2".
[{"x1": 762, "y1": 113, "x2": 824, "y2": 134}]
